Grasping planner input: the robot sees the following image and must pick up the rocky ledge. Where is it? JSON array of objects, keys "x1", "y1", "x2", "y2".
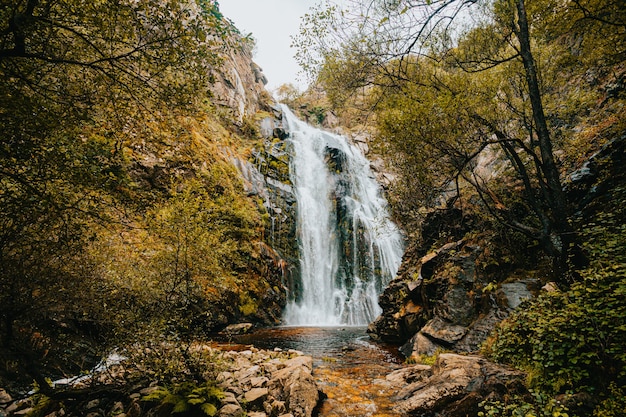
[
  {"x1": 0, "y1": 346, "x2": 323, "y2": 417},
  {"x1": 385, "y1": 353, "x2": 526, "y2": 416}
]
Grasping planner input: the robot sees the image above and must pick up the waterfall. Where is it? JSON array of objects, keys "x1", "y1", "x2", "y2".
[{"x1": 281, "y1": 105, "x2": 404, "y2": 326}]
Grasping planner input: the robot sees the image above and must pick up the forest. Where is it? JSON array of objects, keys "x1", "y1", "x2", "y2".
[
  {"x1": 0, "y1": 0, "x2": 285, "y2": 390},
  {"x1": 1, "y1": 0, "x2": 625, "y2": 416}
]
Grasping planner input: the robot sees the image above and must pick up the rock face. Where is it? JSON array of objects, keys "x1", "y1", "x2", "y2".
[
  {"x1": 566, "y1": 134, "x2": 626, "y2": 218},
  {"x1": 386, "y1": 353, "x2": 526, "y2": 416},
  {"x1": 368, "y1": 209, "x2": 540, "y2": 357},
  {"x1": 233, "y1": 109, "x2": 301, "y2": 300},
  {"x1": 211, "y1": 38, "x2": 271, "y2": 123}
]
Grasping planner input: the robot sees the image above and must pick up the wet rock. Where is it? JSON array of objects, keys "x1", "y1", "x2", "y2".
[
  {"x1": 565, "y1": 134, "x2": 626, "y2": 212},
  {"x1": 273, "y1": 127, "x2": 288, "y2": 140},
  {"x1": 223, "y1": 323, "x2": 254, "y2": 335}
]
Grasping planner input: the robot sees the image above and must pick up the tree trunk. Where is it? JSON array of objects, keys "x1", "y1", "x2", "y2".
[{"x1": 514, "y1": 0, "x2": 576, "y2": 279}]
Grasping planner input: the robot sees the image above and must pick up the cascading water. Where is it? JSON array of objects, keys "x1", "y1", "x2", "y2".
[{"x1": 281, "y1": 105, "x2": 404, "y2": 326}]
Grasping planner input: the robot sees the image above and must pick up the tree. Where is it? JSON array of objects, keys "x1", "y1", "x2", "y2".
[
  {"x1": 294, "y1": 0, "x2": 624, "y2": 280},
  {"x1": 0, "y1": 0, "x2": 233, "y2": 387}
]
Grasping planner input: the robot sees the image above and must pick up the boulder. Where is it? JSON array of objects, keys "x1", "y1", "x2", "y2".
[
  {"x1": 421, "y1": 316, "x2": 468, "y2": 345},
  {"x1": 389, "y1": 353, "x2": 526, "y2": 416},
  {"x1": 269, "y1": 360, "x2": 322, "y2": 417},
  {"x1": 222, "y1": 323, "x2": 254, "y2": 335}
]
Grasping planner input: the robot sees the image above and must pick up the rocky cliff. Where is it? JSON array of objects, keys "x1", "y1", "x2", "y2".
[{"x1": 368, "y1": 133, "x2": 626, "y2": 362}]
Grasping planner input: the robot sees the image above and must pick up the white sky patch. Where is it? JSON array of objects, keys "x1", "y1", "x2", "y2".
[{"x1": 218, "y1": 0, "x2": 321, "y2": 92}]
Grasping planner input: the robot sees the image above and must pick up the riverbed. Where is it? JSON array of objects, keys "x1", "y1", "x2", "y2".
[{"x1": 216, "y1": 326, "x2": 405, "y2": 417}]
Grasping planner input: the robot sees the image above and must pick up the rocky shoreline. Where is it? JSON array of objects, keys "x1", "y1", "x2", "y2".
[{"x1": 0, "y1": 345, "x2": 323, "y2": 417}]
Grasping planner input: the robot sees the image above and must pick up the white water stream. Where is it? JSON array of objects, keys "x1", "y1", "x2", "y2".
[{"x1": 281, "y1": 106, "x2": 404, "y2": 326}]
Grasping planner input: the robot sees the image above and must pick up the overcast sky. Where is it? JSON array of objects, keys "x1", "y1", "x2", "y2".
[{"x1": 218, "y1": 0, "x2": 321, "y2": 92}]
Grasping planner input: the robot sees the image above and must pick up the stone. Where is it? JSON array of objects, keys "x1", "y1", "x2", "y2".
[
  {"x1": 223, "y1": 323, "x2": 254, "y2": 335},
  {"x1": 264, "y1": 399, "x2": 287, "y2": 416},
  {"x1": 250, "y1": 376, "x2": 269, "y2": 388},
  {"x1": 85, "y1": 399, "x2": 100, "y2": 410},
  {"x1": 244, "y1": 388, "x2": 269, "y2": 406},
  {"x1": 0, "y1": 389, "x2": 11, "y2": 406},
  {"x1": 44, "y1": 411, "x2": 66, "y2": 417},
  {"x1": 386, "y1": 365, "x2": 432, "y2": 386},
  {"x1": 221, "y1": 391, "x2": 239, "y2": 405},
  {"x1": 139, "y1": 386, "x2": 163, "y2": 396},
  {"x1": 542, "y1": 281, "x2": 560, "y2": 292},
  {"x1": 273, "y1": 127, "x2": 288, "y2": 140},
  {"x1": 111, "y1": 402, "x2": 124, "y2": 415},
  {"x1": 126, "y1": 400, "x2": 141, "y2": 417},
  {"x1": 277, "y1": 367, "x2": 321, "y2": 417},
  {"x1": 391, "y1": 353, "x2": 526, "y2": 416},
  {"x1": 5, "y1": 399, "x2": 32, "y2": 415},
  {"x1": 400, "y1": 331, "x2": 439, "y2": 357},
  {"x1": 219, "y1": 403, "x2": 245, "y2": 417},
  {"x1": 420, "y1": 316, "x2": 468, "y2": 345},
  {"x1": 500, "y1": 281, "x2": 533, "y2": 309},
  {"x1": 282, "y1": 355, "x2": 312, "y2": 371}
]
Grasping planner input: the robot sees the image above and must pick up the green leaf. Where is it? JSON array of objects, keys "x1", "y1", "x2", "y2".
[
  {"x1": 173, "y1": 399, "x2": 190, "y2": 413},
  {"x1": 201, "y1": 402, "x2": 218, "y2": 416},
  {"x1": 188, "y1": 397, "x2": 205, "y2": 405}
]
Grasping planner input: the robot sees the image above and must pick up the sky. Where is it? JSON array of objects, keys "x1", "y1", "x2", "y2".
[{"x1": 218, "y1": 0, "x2": 321, "y2": 92}]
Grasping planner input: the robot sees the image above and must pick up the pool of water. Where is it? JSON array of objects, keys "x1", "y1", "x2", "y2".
[{"x1": 215, "y1": 326, "x2": 405, "y2": 417}]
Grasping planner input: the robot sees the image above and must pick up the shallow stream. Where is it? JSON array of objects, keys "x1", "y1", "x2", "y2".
[{"x1": 217, "y1": 326, "x2": 405, "y2": 417}]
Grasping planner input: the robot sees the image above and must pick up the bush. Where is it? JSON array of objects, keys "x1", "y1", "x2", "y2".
[{"x1": 484, "y1": 185, "x2": 626, "y2": 415}]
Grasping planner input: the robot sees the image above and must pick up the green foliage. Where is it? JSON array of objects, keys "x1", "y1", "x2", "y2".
[
  {"x1": 593, "y1": 383, "x2": 626, "y2": 417},
  {"x1": 405, "y1": 352, "x2": 439, "y2": 366},
  {"x1": 485, "y1": 184, "x2": 626, "y2": 413},
  {"x1": 147, "y1": 172, "x2": 260, "y2": 298},
  {"x1": 479, "y1": 390, "x2": 570, "y2": 417},
  {"x1": 142, "y1": 381, "x2": 224, "y2": 416},
  {"x1": 238, "y1": 292, "x2": 259, "y2": 317},
  {"x1": 0, "y1": 0, "x2": 273, "y2": 390},
  {"x1": 294, "y1": 0, "x2": 626, "y2": 279}
]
